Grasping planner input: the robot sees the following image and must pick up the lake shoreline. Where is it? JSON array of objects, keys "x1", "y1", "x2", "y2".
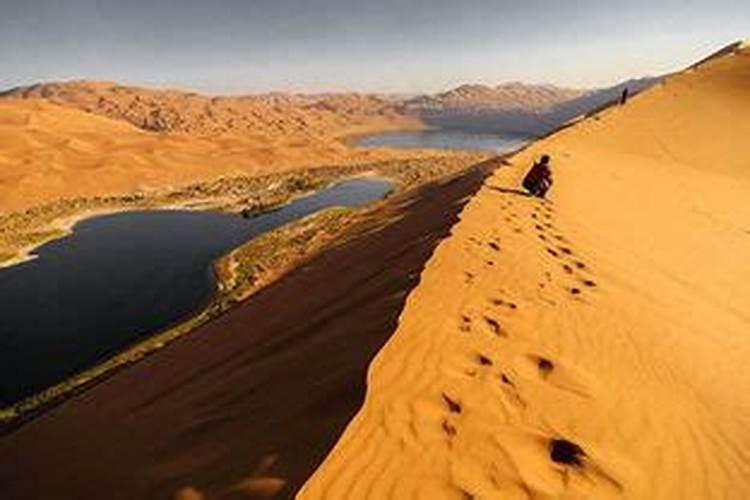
[
  {"x1": 0, "y1": 206, "x2": 363, "y2": 428},
  {"x1": 0, "y1": 199, "x2": 379, "y2": 427},
  {"x1": 0, "y1": 156, "x2": 500, "y2": 499},
  {"x1": 0, "y1": 154, "x2": 486, "y2": 271},
  {"x1": 0, "y1": 153, "x2": 490, "y2": 429},
  {"x1": 352, "y1": 128, "x2": 533, "y2": 152}
]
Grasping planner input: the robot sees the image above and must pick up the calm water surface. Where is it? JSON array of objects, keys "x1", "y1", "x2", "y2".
[
  {"x1": 0, "y1": 179, "x2": 392, "y2": 405},
  {"x1": 356, "y1": 129, "x2": 529, "y2": 152}
]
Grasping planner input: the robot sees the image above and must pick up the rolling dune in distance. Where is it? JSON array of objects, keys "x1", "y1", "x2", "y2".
[
  {"x1": 0, "y1": 79, "x2": 639, "y2": 214},
  {"x1": 0, "y1": 85, "x2": 421, "y2": 213},
  {"x1": 300, "y1": 43, "x2": 750, "y2": 499}
]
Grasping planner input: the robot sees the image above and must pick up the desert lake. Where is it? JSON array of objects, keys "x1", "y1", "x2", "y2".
[
  {"x1": 356, "y1": 129, "x2": 530, "y2": 152},
  {"x1": 0, "y1": 178, "x2": 393, "y2": 405}
]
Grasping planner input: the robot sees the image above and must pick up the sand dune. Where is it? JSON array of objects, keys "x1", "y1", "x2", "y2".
[
  {"x1": 0, "y1": 81, "x2": 407, "y2": 137},
  {"x1": 0, "y1": 162, "x2": 495, "y2": 500},
  {"x1": 301, "y1": 44, "x2": 750, "y2": 498},
  {"x1": 0, "y1": 93, "x2": 420, "y2": 213},
  {"x1": 0, "y1": 79, "x2": 644, "y2": 214}
]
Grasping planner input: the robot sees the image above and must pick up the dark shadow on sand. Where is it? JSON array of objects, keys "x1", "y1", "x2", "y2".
[{"x1": 0, "y1": 160, "x2": 498, "y2": 500}]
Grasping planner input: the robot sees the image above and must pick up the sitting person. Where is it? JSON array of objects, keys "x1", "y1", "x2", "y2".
[{"x1": 522, "y1": 154, "x2": 553, "y2": 197}]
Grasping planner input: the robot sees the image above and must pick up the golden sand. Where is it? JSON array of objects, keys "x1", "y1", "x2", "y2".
[
  {"x1": 0, "y1": 92, "x2": 420, "y2": 213},
  {"x1": 300, "y1": 46, "x2": 750, "y2": 498}
]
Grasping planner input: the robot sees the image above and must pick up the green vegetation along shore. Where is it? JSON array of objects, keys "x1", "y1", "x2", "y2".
[{"x1": 0, "y1": 153, "x2": 491, "y2": 430}]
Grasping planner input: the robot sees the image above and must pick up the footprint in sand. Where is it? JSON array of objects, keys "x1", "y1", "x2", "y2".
[
  {"x1": 442, "y1": 419, "x2": 457, "y2": 437},
  {"x1": 442, "y1": 392, "x2": 462, "y2": 414},
  {"x1": 440, "y1": 393, "x2": 462, "y2": 439},
  {"x1": 482, "y1": 316, "x2": 505, "y2": 337},
  {"x1": 549, "y1": 438, "x2": 586, "y2": 466},
  {"x1": 477, "y1": 353, "x2": 494, "y2": 366},
  {"x1": 567, "y1": 271, "x2": 595, "y2": 293},
  {"x1": 555, "y1": 250, "x2": 599, "y2": 291},
  {"x1": 490, "y1": 297, "x2": 518, "y2": 311},
  {"x1": 460, "y1": 310, "x2": 508, "y2": 337},
  {"x1": 535, "y1": 356, "x2": 555, "y2": 379},
  {"x1": 459, "y1": 315, "x2": 472, "y2": 333},
  {"x1": 500, "y1": 372, "x2": 514, "y2": 386},
  {"x1": 546, "y1": 248, "x2": 598, "y2": 292},
  {"x1": 516, "y1": 354, "x2": 596, "y2": 398},
  {"x1": 496, "y1": 371, "x2": 527, "y2": 410},
  {"x1": 546, "y1": 437, "x2": 624, "y2": 494}
]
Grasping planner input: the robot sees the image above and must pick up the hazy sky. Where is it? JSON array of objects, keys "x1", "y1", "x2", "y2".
[{"x1": 1, "y1": 1, "x2": 748, "y2": 94}]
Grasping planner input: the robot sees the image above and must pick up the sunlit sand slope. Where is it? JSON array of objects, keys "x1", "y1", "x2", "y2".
[
  {"x1": 300, "y1": 45, "x2": 750, "y2": 499},
  {"x1": 0, "y1": 95, "x2": 417, "y2": 213}
]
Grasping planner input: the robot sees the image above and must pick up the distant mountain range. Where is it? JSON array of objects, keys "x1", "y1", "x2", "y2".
[
  {"x1": 0, "y1": 75, "x2": 662, "y2": 214},
  {"x1": 400, "y1": 78, "x2": 660, "y2": 135},
  {"x1": 405, "y1": 82, "x2": 586, "y2": 110},
  {"x1": 0, "y1": 81, "x2": 403, "y2": 136},
  {"x1": 1, "y1": 77, "x2": 660, "y2": 138}
]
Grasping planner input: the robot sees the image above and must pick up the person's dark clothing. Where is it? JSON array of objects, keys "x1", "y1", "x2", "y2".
[
  {"x1": 522, "y1": 161, "x2": 552, "y2": 197},
  {"x1": 620, "y1": 87, "x2": 629, "y2": 105}
]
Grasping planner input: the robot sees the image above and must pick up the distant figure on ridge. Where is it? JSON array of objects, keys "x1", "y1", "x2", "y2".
[
  {"x1": 620, "y1": 87, "x2": 629, "y2": 105},
  {"x1": 522, "y1": 154, "x2": 553, "y2": 198}
]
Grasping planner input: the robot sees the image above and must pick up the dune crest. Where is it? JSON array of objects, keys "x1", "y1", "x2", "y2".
[
  {"x1": 0, "y1": 79, "x2": 649, "y2": 214},
  {"x1": 300, "y1": 45, "x2": 750, "y2": 498}
]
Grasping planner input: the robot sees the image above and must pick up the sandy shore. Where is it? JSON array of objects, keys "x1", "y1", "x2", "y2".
[
  {"x1": 300, "y1": 44, "x2": 750, "y2": 499},
  {"x1": 0, "y1": 153, "x2": 486, "y2": 430},
  {"x1": 0, "y1": 153, "x2": 485, "y2": 268},
  {"x1": 0, "y1": 87, "x2": 426, "y2": 214},
  {"x1": 0, "y1": 159, "x2": 498, "y2": 499}
]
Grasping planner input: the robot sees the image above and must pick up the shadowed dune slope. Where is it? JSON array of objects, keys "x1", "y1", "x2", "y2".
[
  {"x1": 0, "y1": 162, "x2": 495, "y2": 500},
  {"x1": 300, "y1": 45, "x2": 750, "y2": 499}
]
